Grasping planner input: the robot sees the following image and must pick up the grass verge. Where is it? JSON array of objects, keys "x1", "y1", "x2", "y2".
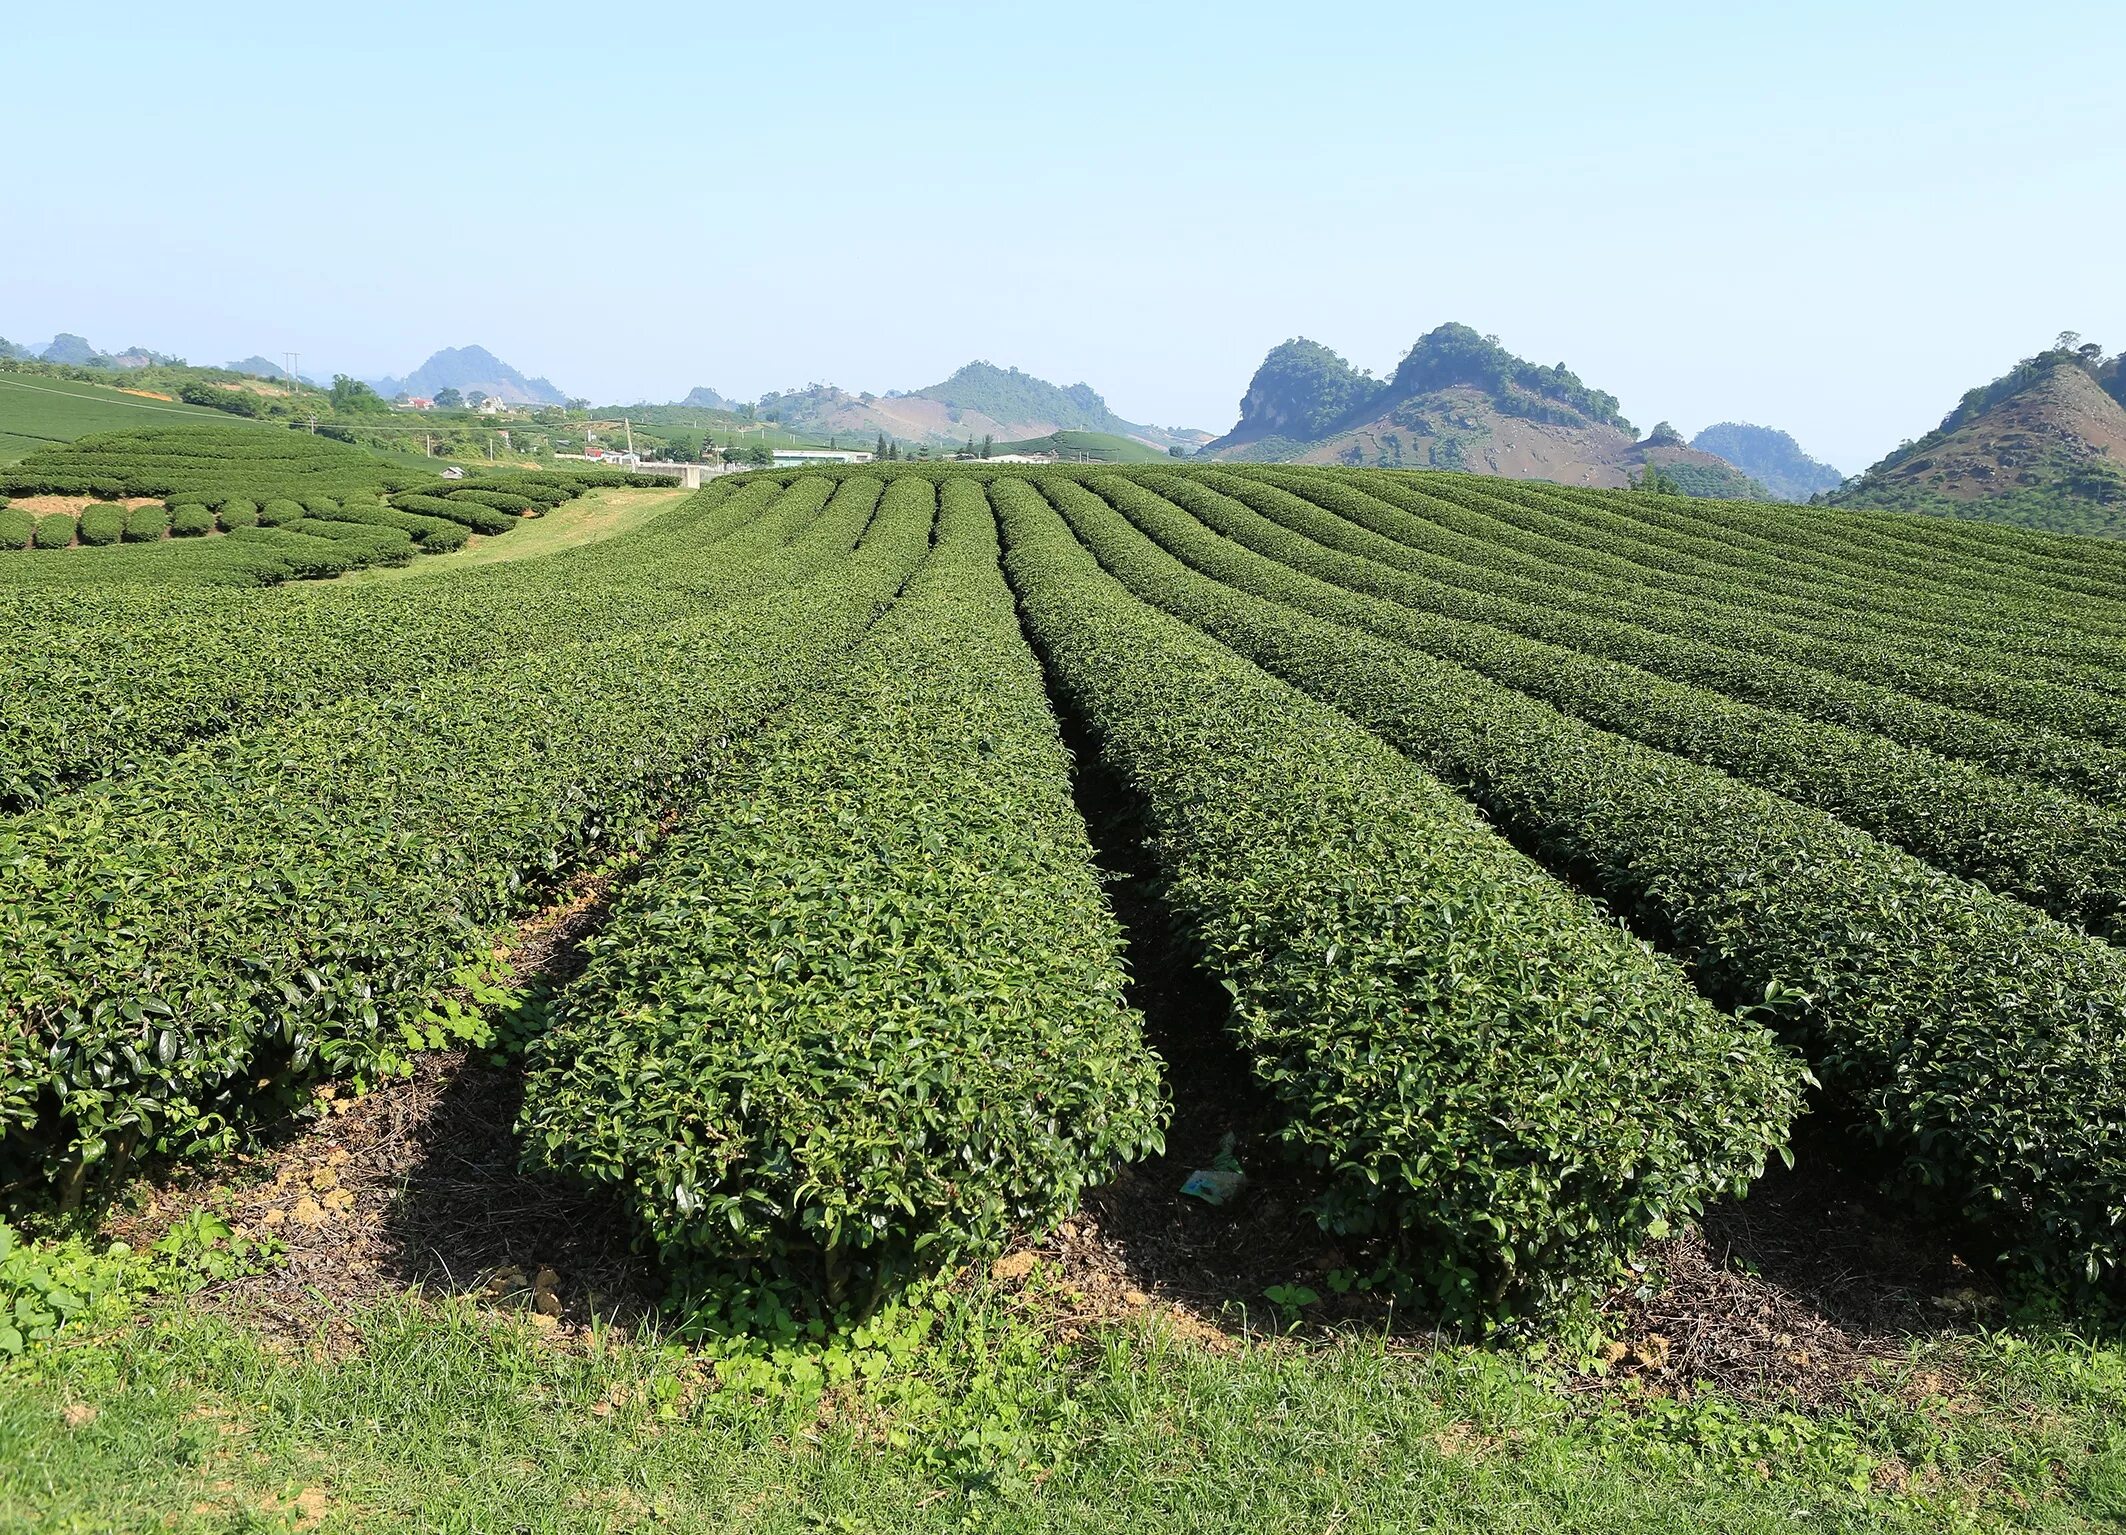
[{"x1": 3, "y1": 1264, "x2": 2123, "y2": 1532}]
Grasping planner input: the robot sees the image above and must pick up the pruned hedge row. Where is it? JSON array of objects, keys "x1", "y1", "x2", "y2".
[
  {"x1": 0, "y1": 428, "x2": 652, "y2": 569},
  {"x1": 317, "y1": 500, "x2": 466, "y2": 549},
  {"x1": 992, "y1": 476, "x2": 1800, "y2": 1317},
  {"x1": 0, "y1": 476, "x2": 823, "y2": 810},
  {"x1": 1379, "y1": 470, "x2": 2126, "y2": 678},
  {"x1": 1220, "y1": 470, "x2": 2126, "y2": 805},
  {"x1": 0, "y1": 510, "x2": 31, "y2": 551},
  {"x1": 1537, "y1": 475, "x2": 2126, "y2": 640},
  {"x1": 447, "y1": 488, "x2": 537, "y2": 514},
  {"x1": 523, "y1": 480, "x2": 1165, "y2": 1300},
  {"x1": 170, "y1": 506, "x2": 215, "y2": 537},
  {"x1": 1043, "y1": 472, "x2": 2126, "y2": 1292},
  {"x1": 33, "y1": 514, "x2": 74, "y2": 550},
  {"x1": 122, "y1": 507, "x2": 168, "y2": 543},
  {"x1": 290, "y1": 518, "x2": 418, "y2": 565},
  {"x1": 1277, "y1": 467, "x2": 2126, "y2": 703},
  {"x1": 0, "y1": 426, "x2": 426, "y2": 503},
  {"x1": 1113, "y1": 474, "x2": 2126, "y2": 942},
  {"x1": 473, "y1": 475, "x2": 573, "y2": 508},
  {"x1": 0, "y1": 478, "x2": 935, "y2": 1196},
  {"x1": 75, "y1": 506, "x2": 125, "y2": 546},
  {"x1": 0, "y1": 529, "x2": 371, "y2": 590},
  {"x1": 392, "y1": 493, "x2": 516, "y2": 535},
  {"x1": 1365, "y1": 471, "x2": 2126, "y2": 742}
]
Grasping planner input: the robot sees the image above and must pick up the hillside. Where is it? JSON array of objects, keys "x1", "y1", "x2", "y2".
[
  {"x1": 368, "y1": 345, "x2": 568, "y2": 406},
  {"x1": 1691, "y1": 422, "x2": 1843, "y2": 502},
  {"x1": 757, "y1": 361, "x2": 1197, "y2": 451},
  {"x1": 1206, "y1": 324, "x2": 1764, "y2": 496},
  {"x1": 1833, "y1": 343, "x2": 2126, "y2": 536},
  {"x1": 0, "y1": 371, "x2": 237, "y2": 462},
  {"x1": 990, "y1": 430, "x2": 1171, "y2": 463}
]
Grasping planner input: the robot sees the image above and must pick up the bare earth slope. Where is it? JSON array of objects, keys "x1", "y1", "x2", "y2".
[
  {"x1": 1859, "y1": 364, "x2": 2126, "y2": 504},
  {"x1": 1834, "y1": 353, "x2": 2126, "y2": 537}
]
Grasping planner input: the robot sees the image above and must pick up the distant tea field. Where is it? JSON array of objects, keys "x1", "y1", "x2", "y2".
[{"x1": 0, "y1": 372, "x2": 232, "y2": 462}]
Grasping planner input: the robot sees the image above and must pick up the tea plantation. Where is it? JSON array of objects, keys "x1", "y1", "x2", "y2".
[{"x1": 7, "y1": 450, "x2": 2126, "y2": 1529}]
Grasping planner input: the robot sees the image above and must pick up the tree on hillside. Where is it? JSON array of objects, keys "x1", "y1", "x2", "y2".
[
  {"x1": 744, "y1": 442, "x2": 774, "y2": 467},
  {"x1": 467, "y1": 391, "x2": 489, "y2": 409},
  {"x1": 329, "y1": 375, "x2": 385, "y2": 414},
  {"x1": 874, "y1": 432, "x2": 888, "y2": 459},
  {"x1": 179, "y1": 381, "x2": 262, "y2": 418},
  {"x1": 981, "y1": 434, "x2": 994, "y2": 459},
  {"x1": 434, "y1": 386, "x2": 463, "y2": 409}
]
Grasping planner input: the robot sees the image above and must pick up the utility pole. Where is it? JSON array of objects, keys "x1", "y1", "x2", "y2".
[
  {"x1": 623, "y1": 417, "x2": 633, "y2": 455},
  {"x1": 284, "y1": 353, "x2": 300, "y2": 393}
]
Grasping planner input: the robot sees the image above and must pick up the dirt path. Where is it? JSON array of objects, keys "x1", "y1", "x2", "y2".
[{"x1": 331, "y1": 485, "x2": 693, "y2": 584}]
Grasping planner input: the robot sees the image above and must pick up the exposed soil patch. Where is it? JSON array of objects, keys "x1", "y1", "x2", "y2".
[
  {"x1": 997, "y1": 1122, "x2": 1990, "y2": 1409},
  {"x1": 1584, "y1": 1147, "x2": 1993, "y2": 1407},
  {"x1": 103, "y1": 866, "x2": 663, "y2": 1349},
  {"x1": 6, "y1": 493, "x2": 161, "y2": 517}
]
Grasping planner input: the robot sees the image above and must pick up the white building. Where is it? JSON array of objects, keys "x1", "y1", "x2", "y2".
[{"x1": 771, "y1": 448, "x2": 875, "y2": 466}]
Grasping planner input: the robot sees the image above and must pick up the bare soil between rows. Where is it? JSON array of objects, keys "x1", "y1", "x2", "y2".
[
  {"x1": 107, "y1": 991, "x2": 1991, "y2": 1413},
  {"x1": 103, "y1": 820, "x2": 2001, "y2": 1419}
]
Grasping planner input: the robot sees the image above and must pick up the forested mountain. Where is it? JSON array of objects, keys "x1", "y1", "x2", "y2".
[
  {"x1": 678, "y1": 385, "x2": 734, "y2": 410},
  {"x1": 366, "y1": 345, "x2": 568, "y2": 406},
  {"x1": 39, "y1": 334, "x2": 103, "y2": 367},
  {"x1": 1206, "y1": 324, "x2": 1763, "y2": 497},
  {"x1": 1691, "y1": 423, "x2": 1843, "y2": 502},
  {"x1": 1218, "y1": 339, "x2": 1387, "y2": 446},
  {"x1": 1832, "y1": 338, "x2": 2126, "y2": 537}
]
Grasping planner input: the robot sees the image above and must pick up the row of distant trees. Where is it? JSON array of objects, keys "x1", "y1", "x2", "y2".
[{"x1": 866, "y1": 432, "x2": 997, "y2": 461}]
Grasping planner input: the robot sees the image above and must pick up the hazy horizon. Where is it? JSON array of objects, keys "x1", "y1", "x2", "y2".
[{"x1": 9, "y1": 0, "x2": 2123, "y2": 472}]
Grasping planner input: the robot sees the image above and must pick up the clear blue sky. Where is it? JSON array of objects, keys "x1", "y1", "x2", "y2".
[{"x1": 8, "y1": 1, "x2": 2122, "y2": 470}]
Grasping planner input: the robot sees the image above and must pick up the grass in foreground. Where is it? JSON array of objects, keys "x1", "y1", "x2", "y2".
[{"x1": 3, "y1": 1264, "x2": 2123, "y2": 1533}]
